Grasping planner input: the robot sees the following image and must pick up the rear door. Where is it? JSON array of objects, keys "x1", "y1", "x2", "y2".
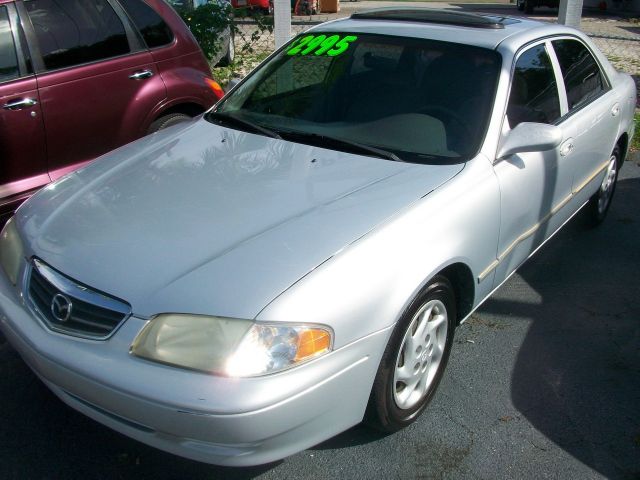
[
  {"x1": 19, "y1": 0, "x2": 166, "y2": 180},
  {"x1": 549, "y1": 38, "x2": 620, "y2": 195},
  {"x1": 0, "y1": 2, "x2": 48, "y2": 219}
]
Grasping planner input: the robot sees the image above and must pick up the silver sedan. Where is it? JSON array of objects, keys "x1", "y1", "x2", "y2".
[{"x1": 0, "y1": 8, "x2": 635, "y2": 467}]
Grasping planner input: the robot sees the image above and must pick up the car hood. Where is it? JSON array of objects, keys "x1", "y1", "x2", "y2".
[{"x1": 16, "y1": 118, "x2": 463, "y2": 319}]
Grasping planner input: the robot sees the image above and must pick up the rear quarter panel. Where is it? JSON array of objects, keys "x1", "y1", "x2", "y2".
[
  {"x1": 153, "y1": 52, "x2": 219, "y2": 110},
  {"x1": 143, "y1": 0, "x2": 220, "y2": 120},
  {"x1": 612, "y1": 72, "x2": 637, "y2": 154}
]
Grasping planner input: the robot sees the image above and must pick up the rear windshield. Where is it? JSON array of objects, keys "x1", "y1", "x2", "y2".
[{"x1": 217, "y1": 33, "x2": 501, "y2": 164}]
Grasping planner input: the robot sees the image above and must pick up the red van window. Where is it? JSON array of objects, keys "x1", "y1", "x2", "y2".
[
  {"x1": 119, "y1": 0, "x2": 174, "y2": 49},
  {"x1": 0, "y1": 6, "x2": 19, "y2": 82},
  {"x1": 24, "y1": 0, "x2": 130, "y2": 71}
]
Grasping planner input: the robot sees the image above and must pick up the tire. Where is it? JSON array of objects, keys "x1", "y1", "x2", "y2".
[
  {"x1": 524, "y1": 0, "x2": 534, "y2": 13},
  {"x1": 367, "y1": 276, "x2": 456, "y2": 432},
  {"x1": 217, "y1": 33, "x2": 235, "y2": 67},
  {"x1": 586, "y1": 145, "x2": 620, "y2": 227},
  {"x1": 147, "y1": 113, "x2": 191, "y2": 134},
  {"x1": 517, "y1": 0, "x2": 525, "y2": 10}
]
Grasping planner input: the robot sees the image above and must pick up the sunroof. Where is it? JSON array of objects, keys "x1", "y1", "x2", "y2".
[{"x1": 350, "y1": 8, "x2": 518, "y2": 29}]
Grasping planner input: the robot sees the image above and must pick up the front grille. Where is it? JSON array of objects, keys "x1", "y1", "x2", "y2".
[{"x1": 28, "y1": 259, "x2": 131, "y2": 339}]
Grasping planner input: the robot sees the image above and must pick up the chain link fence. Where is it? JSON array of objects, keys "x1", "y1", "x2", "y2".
[
  {"x1": 212, "y1": 19, "x2": 321, "y2": 82},
  {"x1": 234, "y1": 19, "x2": 318, "y2": 52},
  {"x1": 581, "y1": 18, "x2": 640, "y2": 73}
]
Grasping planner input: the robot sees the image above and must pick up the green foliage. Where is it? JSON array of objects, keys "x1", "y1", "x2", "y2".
[
  {"x1": 212, "y1": 51, "x2": 270, "y2": 86},
  {"x1": 174, "y1": 1, "x2": 274, "y2": 86},
  {"x1": 238, "y1": 11, "x2": 274, "y2": 56},
  {"x1": 632, "y1": 112, "x2": 640, "y2": 153},
  {"x1": 175, "y1": 2, "x2": 233, "y2": 62}
]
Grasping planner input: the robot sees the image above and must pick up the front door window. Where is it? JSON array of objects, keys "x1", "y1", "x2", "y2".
[{"x1": 506, "y1": 43, "x2": 561, "y2": 128}]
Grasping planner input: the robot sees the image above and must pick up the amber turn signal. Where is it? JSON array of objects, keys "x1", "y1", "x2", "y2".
[
  {"x1": 204, "y1": 77, "x2": 225, "y2": 99},
  {"x1": 294, "y1": 329, "x2": 332, "y2": 362}
]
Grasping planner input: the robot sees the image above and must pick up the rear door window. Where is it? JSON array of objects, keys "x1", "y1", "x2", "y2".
[
  {"x1": 552, "y1": 39, "x2": 605, "y2": 112},
  {"x1": 24, "y1": 0, "x2": 130, "y2": 71},
  {"x1": 507, "y1": 43, "x2": 561, "y2": 128},
  {"x1": 119, "y1": 0, "x2": 174, "y2": 48},
  {"x1": 0, "y1": 6, "x2": 19, "y2": 82}
]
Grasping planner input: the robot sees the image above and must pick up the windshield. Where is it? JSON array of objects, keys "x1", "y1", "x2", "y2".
[{"x1": 214, "y1": 32, "x2": 501, "y2": 164}]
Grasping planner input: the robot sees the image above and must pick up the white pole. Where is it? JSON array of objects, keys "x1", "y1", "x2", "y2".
[
  {"x1": 274, "y1": 0, "x2": 292, "y2": 49},
  {"x1": 558, "y1": 0, "x2": 583, "y2": 28}
]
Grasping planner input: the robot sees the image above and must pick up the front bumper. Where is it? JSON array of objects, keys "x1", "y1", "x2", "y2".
[{"x1": 0, "y1": 264, "x2": 389, "y2": 466}]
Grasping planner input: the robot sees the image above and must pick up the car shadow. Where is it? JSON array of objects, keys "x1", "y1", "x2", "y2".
[
  {"x1": 310, "y1": 423, "x2": 390, "y2": 450},
  {"x1": 479, "y1": 175, "x2": 640, "y2": 479},
  {"x1": 620, "y1": 26, "x2": 640, "y2": 36}
]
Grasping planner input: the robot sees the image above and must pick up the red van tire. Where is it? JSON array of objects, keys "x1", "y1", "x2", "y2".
[{"x1": 147, "y1": 113, "x2": 192, "y2": 134}]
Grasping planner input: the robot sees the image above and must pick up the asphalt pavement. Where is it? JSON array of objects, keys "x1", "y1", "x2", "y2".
[{"x1": 1, "y1": 159, "x2": 639, "y2": 479}]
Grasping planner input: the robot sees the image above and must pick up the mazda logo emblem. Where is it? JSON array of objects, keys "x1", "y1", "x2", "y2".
[{"x1": 51, "y1": 293, "x2": 73, "y2": 323}]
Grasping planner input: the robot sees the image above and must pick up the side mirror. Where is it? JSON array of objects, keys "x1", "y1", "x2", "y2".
[{"x1": 497, "y1": 122, "x2": 563, "y2": 159}]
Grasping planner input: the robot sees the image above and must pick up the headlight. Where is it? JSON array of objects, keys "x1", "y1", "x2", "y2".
[
  {"x1": 226, "y1": 323, "x2": 332, "y2": 377},
  {"x1": 131, "y1": 314, "x2": 253, "y2": 373},
  {"x1": 0, "y1": 218, "x2": 24, "y2": 286},
  {"x1": 131, "y1": 314, "x2": 332, "y2": 377}
]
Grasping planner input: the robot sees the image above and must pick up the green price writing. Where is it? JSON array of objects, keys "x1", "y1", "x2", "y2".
[{"x1": 286, "y1": 34, "x2": 358, "y2": 57}]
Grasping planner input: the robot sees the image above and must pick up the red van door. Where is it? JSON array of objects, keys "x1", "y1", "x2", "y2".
[
  {"x1": 20, "y1": 0, "x2": 166, "y2": 180},
  {"x1": 0, "y1": 3, "x2": 48, "y2": 221},
  {"x1": 0, "y1": 78, "x2": 48, "y2": 197}
]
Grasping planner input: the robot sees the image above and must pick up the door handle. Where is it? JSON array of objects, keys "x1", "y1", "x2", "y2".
[
  {"x1": 611, "y1": 103, "x2": 620, "y2": 117},
  {"x1": 560, "y1": 139, "x2": 574, "y2": 157},
  {"x1": 129, "y1": 70, "x2": 154, "y2": 80},
  {"x1": 3, "y1": 97, "x2": 38, "y2": 110}
]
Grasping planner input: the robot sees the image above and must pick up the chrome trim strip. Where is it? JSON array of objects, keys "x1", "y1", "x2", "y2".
[
  {"x1": 32, "y1": 259, "x2": 130, "y2": 314},
  {"x1": 465, "y1": 199, "x2": 590, "y2": 323},
  {"x1": 573, "y1": 159, "x2": 610, "y2": 194},
  {"x1": 27, "y1": 259, "x2": 132, "y2": 340},
  {"x1": 478, "y1": 159, "x2": 609, "y2": 282}
]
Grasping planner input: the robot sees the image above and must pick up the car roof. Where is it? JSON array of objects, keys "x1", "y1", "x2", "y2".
[{"x1": 310, "y1": 8, "x2": 578, "y2": 52}]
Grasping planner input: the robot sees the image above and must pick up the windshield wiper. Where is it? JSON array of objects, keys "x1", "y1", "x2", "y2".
[
  {"x1": 205, "y1": 111, "x2": 282, "y2": 139},
  {"x1": 278, "y1": 131, "x2": 403, "y2": 162}
]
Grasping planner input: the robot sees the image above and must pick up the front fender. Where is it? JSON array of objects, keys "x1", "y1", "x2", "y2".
[{"x1": 257, "y1": 155, "x2": 501, "y2": 349}]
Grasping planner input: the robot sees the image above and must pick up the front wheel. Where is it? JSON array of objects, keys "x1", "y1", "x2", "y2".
[
  {"x1": 586, "y1": 145, "x2": 620, "y2": 227},
  {"x1": 524, "y1": 0, "x2": 534, "y2": 13},
  {"x1": 516, "y1": 0, "x2": 525, "y2": 10},
  {"x1": 367, "y1": 276, "x2": 456, "y2": 432}
]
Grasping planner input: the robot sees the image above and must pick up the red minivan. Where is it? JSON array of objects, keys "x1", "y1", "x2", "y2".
[{"x1": 0, "y1": 0, "x2": 224, "y2": 225}]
